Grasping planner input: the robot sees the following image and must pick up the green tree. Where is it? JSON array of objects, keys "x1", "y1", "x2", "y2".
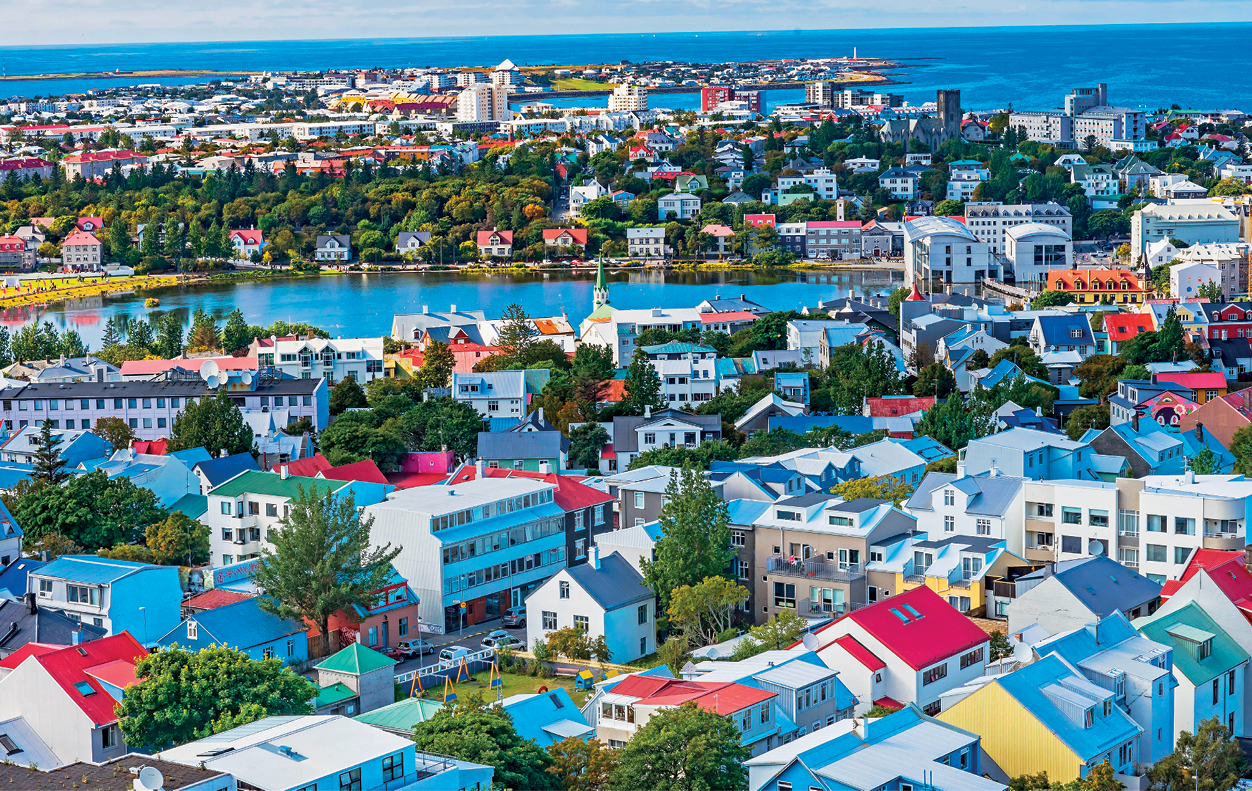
[
  {"x1": 746, "y1": 609, "x2": 807, "y2": 651},
  {"x1": 93, "y1": 415, "x2": 136, "y2": 452},
  {"x1": 418, "y1": 340, "x2": 455, "y2": 389},
  {"x1": 31, "y1": 420, "x2": 70, "y2": 485},
  {"x1": 221, "y1": 308, "x2": 252, "y2": 353},
  {"x1": 1197, "y1": 279, "x2": 1224, "y2": 302},
  {"x1": 145, "y1": 510, "x2": 211, "y2": 566},
  {"x1": 623, "y1": 348, "x2": 664, "y2": 416},
  {"x1": 887, "y1": 286, "x2": 911, "y2": 319},
  {"x1": 154, "y1": 311, "x2": 185, "y2": 358},
  {"x1": 641, "y1": 468, "x2": 734, "y2": 615},
  {"x1": 569, "y1": 422, "x2": 609, "y2": 470},
  {"x1": 116, "y1": 644, "x2": 316, "y2": 750},
  {"x1": 1074, "y1": 355, "x2": 1126, "y2": 401},
  {"x1": 496, "y1": 302, "x2": 540, "y2": 362},
  {"x1": 107, "y1": 217, "x2": 130, "y2": 260},
  {"x1": 166, "y1": 389, "x2": 255, "y2": 458},
  {"x1": 329, "y1": 376, "x2": 368, "y2": 415},
  {"x1": 1066, "y1": 403, "x2": 1110, "y2": 441},
  {"x1": 912, "y1": 392, "x2": 996, "y2": 451},
  {"x1": 1146, "y1": 718, "x2": 1247, "y2": 791},
  {"x1": 394, "y1": 397, "x2": 484, "y2": 461},
  {"x1": 1230, "y1": 424, "x2": 1252, "y2": 475},
  {"x1": 988, "y1": 343, "x2": 1048, "y2": 380},
  {"x1": 1188, "y1": 445, "x2": 1222, "y2": 476},
  {"x1": 610, "y1": 702, "x2": 749, "y2": 791},
  {"x1": 914, "y1": 362, "x2": 956, "y2": 397},
  {"x1": 627, "y1": 440, "x2": 739, "y2": 471},
  {"x1": 546, "y1": 626, "x2": 593, "y2": 661},
  {"x1": 832, "y1": 475, "x2": 916, "y2": 507},
  {"x1": 253, "y1": 485, "x2": 401, "y2": 658},
  {"x1": 667, "y1": 576, "x2": 749, "y2": 646},
  {"x1": 413, "y1": 695, "x2": 560, "y2": 791},
  {"x1": 1031, "y1": 290, "x2": 1075, "y2": 309},
  {"x1": 547, "y1": 736, "x2": 619, "y2": 791},
  {"x1": 966, "y1": 348, "x2": 990, "y2": 370},
  {"x1": 5, "y1": 471, "x2": 165, "y2": 551}
]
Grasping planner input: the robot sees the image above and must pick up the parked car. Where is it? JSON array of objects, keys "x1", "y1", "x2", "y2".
[
  {"x1": 376, "y1": 645, "x2": 405, "y2": 660},
  {"x1": 439, "y1": 645, "x2": 473, "y2": 663},
  {"x1": 395, "y1": 639, "x2": 435, "y2": 659},
  {"x1": 502, "y1": 607, "x2": 526, "y2": 627},
  {"x1": 482, "y1": 631, "x2": 524, "y2": 650}
]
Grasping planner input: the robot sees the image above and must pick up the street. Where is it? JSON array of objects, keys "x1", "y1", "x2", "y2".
[{"x1": 391, "y1": 620, "x2": 528, "y2": 677}]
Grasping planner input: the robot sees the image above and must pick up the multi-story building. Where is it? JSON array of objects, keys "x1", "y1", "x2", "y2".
[
  {"x1": 965, "y1": 202, "x2": 1073, "y2": 255},
  {"x1": 1131, "y1": 202, "x2": 1240, "y2": 259},
  {"x1": 658, "y1": 192, "x2": 701, "y2": 220},
  {"x1": 315, "y1": 234, "x2": 351, "y2": 262},
  {"x1": 878, "y1": 167, "x2": 920, "y2": 200},
  {"x1": 27, "y1": 555, "x2": 181, "y2": 641},
  {"x1": 626, "y1": 227, "x2": 668, "y2": 258},
  {"x1": 272, "y1": 337, "x2": 384, "y2": 384},
  {"x1": 60, "y1": 150, "x2": 148, "y2": 180},
  {"x1": 608, "y1": 84, "x2": 647, "y2": 112},
  {"x1": 365, "y1": 476, "x2": 569, "y2": 631},
  {"x1": 60, "y1": 230, "x2": 102, "y2": 270},
  {"x1": 904, "y1": 216, "x2": 997, "y2": 290},
  {"x1": 777, "y1": 222, "x2": 806, "y2": 257},
  {"x1": 945, "y1": 160, "x2": 990, "y2": 202},
  {"x1": 451, "y1": 370, "x2": 525, "y2": 418},
  {"x1": 804, "y1": 220, "x2": 861, "y2": 261},
  {"x1": 641, "y1": 341, "x2": 720, "y2": 405},
  {"x1": 1003, "y1": 222, "x2": 1072, "y2": 288},
  {"x1": 1010, "y1": 84, "x2": 1147, "y2": 150},
  {"x1": 1046, "y1": 268, "x2": 1146, "y2": 306},
  {"x1": 456, "y1": 83, "x2": 509, "y2": 122},
  {"x1": 777, "y1": 168, "x2": 839, "y2": 202}
]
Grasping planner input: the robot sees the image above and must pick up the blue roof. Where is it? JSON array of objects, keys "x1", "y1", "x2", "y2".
[
  {"x1": 168, "y1": 447, "x2": 213, "y2": 466},
  {"x1": 994, "y1": 654, "x2": 1141, "y2": 761},
  {"x1": 487, "y1": 417, "x2": 523, "y2": 432},
  {"x1": 33, "y1": 555, "x2": 165, "y2": 585},
  {"x1": 0, "y1": 558, "x2": 44, "y2": 600},
  {"x1": 769, "y1": 415, "x2": 875, "y2": 435},
  {"x1": 0, "y1": 463, "x2": 33, "y2": 490},
  {"x1": 157, "y1": 596, "x2": 306, "y2": 652},
  {"x1": 900, "y1": 436, "x2": 955, "y2": 463},
  {"x1": 501, "y1": 688, "x2": 594, "y2": 746},
  {"x1": 170, "y1": 493, "x2": 209, "y2": 520},
  {"x1": 1035, "y1": 314, "x2": 1094, "y2": 347},
  {"x1": 195, "y1": 452, "x2": 261, "y2": 487},
  {"x1": 726, "y1": 499, "x2": 773, "y2": 525}
]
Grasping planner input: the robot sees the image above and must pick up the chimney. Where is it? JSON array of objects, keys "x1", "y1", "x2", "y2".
[
  {"x1": 644, "y1": 405, "x2": 651, "y2": 419},
  {"x1": 71, "y1": 625, "x2": 82, "y2": 645},
  {"x1": 1131, "y1": 411, "x2": 1139, "y2": 431},
  {"x1": 24, "y1": 591, "x2": 36, "y2": 615},
  {"x1": 476, "y1": 458, "x2": 485, "y2": 477},
  {"x1": 1244, "y1": 546, "x2": 1252, "y2": 573},
  {"x1": 280, "y1": 465, "x2": 289, "y2": 479},
  {"x1": 40, "y1": 550, "x2": 50, "y2": 562},
  {"x1": 589, "y1": 545, "x2": 600, "y2": 570},
  {"x1": 422, "y1": 305, "x2": 429, "y2": 314},
  {"x1": 450, "y1": 304, "x2": 457, "y2": 313},
  {"x1": 1243, "y1": 387, "x2": 1251, "y2": 410},
  {"x1": 1185, "y1": 469, "x2": 1195, "y2": 484},
  {"x1": 1196, "y1": 422, "x2": 1204, "y2": 441}
]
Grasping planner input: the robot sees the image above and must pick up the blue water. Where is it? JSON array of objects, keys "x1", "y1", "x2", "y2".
[
  {"x1": 517, "y1": 89, "x2": 805, "y2": 115},
  {"x1": 2, "y1": 23, "x2": 1251, "y2": 109}
]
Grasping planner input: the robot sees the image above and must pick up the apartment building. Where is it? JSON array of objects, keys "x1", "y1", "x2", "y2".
[
  {"x1": 904, "y1": 216, "x2": 997, "y2": 290},
  {"x1": 642, "y1": 341, "x2": 720, "y2": 404},
  {"x1": 777, "y1": 168, "x2": 839, "y2": 202},
  {"x1": 964, "y1": 202, "x2": 1072, "y2": 255},
  {"x1": 804, "y1": 221, "x2": 861, "y2": 261},
  {"x1": 27, "y1": 555, "x2": 181, "y2": 641},
  {"x1": 1131, "y1": 202, "x2": 1240, "y2": 259},
  {"x1": 60, "y1": 231, "x2": 103, "y2": 270},
  {"x1": 608, "y1": 84, "x2": 648, "y2": 112},
  {"x1": 271, "y1": 337, "x2": 385, "y2": 383},
  {"x1": 626, "y1": 227, "x2": 668, "y2": 257},
  {"x1": 451, "y1": 370, "x2": 525, "y2": 418}
]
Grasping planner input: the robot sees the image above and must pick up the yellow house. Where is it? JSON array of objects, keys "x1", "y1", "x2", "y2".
[
  {"x1": 938, "y1": 654, "x2": 1142, "y2": 783},
  {"x1": 866, "y1": 534, "x2": 1032, "y2": 619}
]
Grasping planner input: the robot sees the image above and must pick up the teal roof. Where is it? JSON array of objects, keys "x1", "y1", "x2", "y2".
[
  {"x1": 170, "y1": 493, "x2": 208, "y2": 520},
  {"x1": 315, "y1": 642, "x2": 397, "y2": 675},
  {"x1": 209, "y1": 469, "x2": 347, "y2": 499},
  {"x1": 1139, "y1": 602, "x2": 1249, "y2": 685},
  {"x1": 641, "y1": 342, "x2": 716, "y2": 355},
  {"x1": 356, "y1": 697, "x2": 445, "y2": 731},
  {"x1": 314, "y1": 682, "x2": 356, "y2": 707}
]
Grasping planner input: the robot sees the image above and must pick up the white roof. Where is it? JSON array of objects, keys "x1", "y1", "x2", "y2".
[
  {"x1": 1006, "y1": 222, "x2": 1070, "y2": 241},
  {"x1": 273, "y1": 337, "x2": 384, "y2": 355},
  {"x1": 374, "y1": 475, "x2": 553, "y2": 515},
  {"x1": 904, "y1": 215, "x2": 979, "y2": 243},
  {"x1": 1140, "y1": 202, "x2": 1238, "y2": 222}
]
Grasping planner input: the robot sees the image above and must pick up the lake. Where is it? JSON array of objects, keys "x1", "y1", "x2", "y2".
[{"x1": 10, "y1": 267, "x2": 904, "y2": 346}]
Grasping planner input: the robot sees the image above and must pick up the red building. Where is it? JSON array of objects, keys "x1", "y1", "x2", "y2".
[{"x1": 700, "y1": 86, "x2": 735, "y2": 112}]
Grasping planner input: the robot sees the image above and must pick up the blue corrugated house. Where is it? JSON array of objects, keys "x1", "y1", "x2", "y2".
[
  {"x1": 156, "y1": 595, "x2": 309, "y2": 665},
  {"x1": 774, "y1": 372, "x2": 810, "y2": 405},
  {"x1": 26, "y1": 555, "x2": 182, "y2": 642},
  {"x1": 500, "y1": 688, "x2": 594, "y2": 746}
]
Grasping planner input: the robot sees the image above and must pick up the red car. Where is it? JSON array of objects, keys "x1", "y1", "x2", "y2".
[{"x1": 376, "y1": 645, "x2": 405, "y2": 660}]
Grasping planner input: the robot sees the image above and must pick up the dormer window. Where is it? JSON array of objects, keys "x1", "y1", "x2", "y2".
[
  {"x1": 1084, "y1": 708, "x2": 1094, "y2": 728},
  {"x1": 777, "y1": 510, "x2": 800, "y2": 521},
  {"x1": 944, "y1": 489, "x2": 955, "y2": 506},
  {"x1": 1199, "y1": 638, "x2": 1213, "y2": 660}
]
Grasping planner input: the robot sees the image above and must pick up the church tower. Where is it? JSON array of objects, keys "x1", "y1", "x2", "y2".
[{"x1": 592, "y1": 255, "x2": 610, "y2": 311}]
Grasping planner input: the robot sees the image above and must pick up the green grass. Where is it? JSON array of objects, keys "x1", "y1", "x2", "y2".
[
  {"x1": 410, "y1": 669, "x2": 590, "y2": 706},
  {"x1": 551, "y1": 78, "x2": 610, "y2": 91}
]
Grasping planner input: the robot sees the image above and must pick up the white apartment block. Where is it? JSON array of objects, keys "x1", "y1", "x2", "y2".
[
  {"x1": 964, "y1": 202, "x2": 1073, "y2": 255},
  {"x1": 266, "y1": 337, "x2": 385, "y2": 384},
  {"x1": 457, "y1": 84, "x2": 508, "y2": 123},
  {"x1": 777, "y1": 168, "x2": 839, "y2": 201},
  {"x1": 1131, "y1": 202, "x2": 1241, "y2": 259},
  {"x1": 608, "y1": 84, "x2": 648, "y2": 112},
  {"x1": 626, "y1": 227, "x2": 668, "y2": 257}
]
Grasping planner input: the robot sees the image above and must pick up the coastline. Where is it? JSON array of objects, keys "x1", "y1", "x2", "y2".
[{"x1": 0, "y1": 69, "x2": 260, "y2": 83}]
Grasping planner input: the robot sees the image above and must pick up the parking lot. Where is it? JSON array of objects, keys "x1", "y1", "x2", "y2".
[{"x1": 391, "y1": 620, "x2": 528, "y2": 677}]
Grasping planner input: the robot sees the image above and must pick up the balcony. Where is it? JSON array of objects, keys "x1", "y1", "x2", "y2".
[
  {"x1": 805, "y1": 601, "x2": 849, "y2": 617},
  {"x1": 767, "y1": 555, "x2": 864, "y2": 583},
  {"x1": 1203, "y1": 531, "x2": 1245, "y2": 551},
  {"x1": 993, "y1": 580, "x2": 1017, "y2": 599}
]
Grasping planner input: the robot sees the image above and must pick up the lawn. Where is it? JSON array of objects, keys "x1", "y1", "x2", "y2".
[
  {"x1": 408, "y1": 668, "x2": 591, "y2": 706},
  {"x1": 551, "y1": 78, "x2": 610, "y2": 91}
]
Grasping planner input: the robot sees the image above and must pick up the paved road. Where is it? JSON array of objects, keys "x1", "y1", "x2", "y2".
[{"x1": 391, "y1": 620, "x2": 528, "y2": 677}]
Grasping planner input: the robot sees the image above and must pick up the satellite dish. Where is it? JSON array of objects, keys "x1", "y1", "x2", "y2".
[
  {"x1": 205, "y1": 374, "x2": 220, "y2": 389},
  {"x1": 1089, "y1": 540, "x2": 1105, "y2": 557},
  {"x1": 240, "y1": 370, "x2": 254, "y2": 386},
  {"x1": 801, "y1": 633, "x2": 819, "y2": 651},
  {"x1": 136, "y1": 766, "x2": 165, "y2": 791},
  {"x1": 199, "y1": 359, "x2": 221, "y2": 382},
  {"x1": 1012, "y1": 641, "x2": 1033, "y2": 664}
]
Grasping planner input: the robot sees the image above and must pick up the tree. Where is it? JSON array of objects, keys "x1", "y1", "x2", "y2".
[
  {"x1": 1031, "y1": 290, "x2": 1075, "y2": 309},
  {"x1": 1074, "y1": 355, "x2": 1126, "y2": 401},
  {"x1": 623, "y1": 348, "x2": 664, "y2": 416},
  {"x1": 887, "y1": 286, "x2": 911, "y2": 319},
  {"x1": 912, "y1": 392, "x2": 997, "y2": 451},
  {"x1": 966, "y1": 348, "x2": 990, "y2": 370},
  {"x1": 497, "y1": 303, "x2": 540, "y2": 361},
  {"x1": 221, "y1": 308, "x2": 252, "y2": 352},
  {"x1": 167, "y1": 389, "x2": 255, "y2": 458},
  {"x1": 1232, "y1": 423, "x2": 1252, "y2": 475},
  {"x1": 1188, "y1": 445, "x2": 1221, "y2": 475},
  {"x1": 145, "y1": 510, "x2": 211, "y2": 566},
  {"x1": 610, "y1": 702, "x2": 749, "y2": 791},
  {"x1": 418, "y1": 340, "x2": 455, "y2": 389},
  {"x1": 154, "y1": 312, "x2": 185, "y2": 358},
  {"x1": 93, "y1": 416, "x2": 136, "y2": 453},
  {"x1": 31, "y1": 420, "x2": 70, "y2": 485},
  {"x1": 569, "y1": 422, "x2": 609, "y2": 471},
  {"x1": 329, "y1": 376, "x2": 368, "y2": 415},
  {"x1": 667, "y1": 576, "x2": 748, "y2": 646},
  {"x1": 988, "y1": 343, "x2": 1048, "y2": 380},
  {"x1": 5, "y1": 470, "x2": 165, "y2": 551},
  {"x1": 116, "y1": 644, "x2": 316, "y2": 750},
  {"x1": 547, "y1": 736, "x2": 619, "y2": 791},
  {"x1": 546, "y1": 626, "x2": 593, "y2": 660},
  {"x1": 746, "y1": 609, "x2": 807, "y2": 651},
  {"x1": 1146, "y1": 718, "x2": 1246, "y2": 791},
  {"x1": 1066, "y1": 403, "x2": 1110, "y2": 441},
  {"x1": 394, "y1": 397, "x2": 484, "y2": 461},
  {"x1": 641, "y1": 468, "x2": 735, "y2": 615},
  {"x1": 914, "y1": 362, "x2": 956, "y2": 397},
  {"x1": 832, "y1": 475, "x2": 916, "y2": 507},
  {"x1": 413, "y1": 695, "x2": 560, "y2": 791},
  {"x1": 1197, "y1": 279, "x2": 1224, "y2": 302},
  {"x1": 253, "y1": 485, "x2": 401, "y2": 658},
  {"x1": 187, "y1": 309, "x2": 221, "y2": 352}
]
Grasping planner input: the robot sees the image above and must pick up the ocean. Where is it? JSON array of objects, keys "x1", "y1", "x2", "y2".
[{"x1": 2, "y1": 23, "x2": 1252, "y2": 110}]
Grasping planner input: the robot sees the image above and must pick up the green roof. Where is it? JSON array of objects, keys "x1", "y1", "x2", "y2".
[
  {"x1": 355, "y1": 697, "x2": 445, "y2": 732},
  {"x1": 314, "y1": 682, "x2": 357, "y2": 708},
  {"x1": 1139, "y1": 602, "x2": 1249, "y2": 685},
  {"x1": 641, "y1": 342, "x2": 716, "y2": 355},
  {"x1": 209, "y1": 470, "x2": 347, "y2": 499},
  {"x1": 170, "y1": 493, "x2": 208, "y2": 520},
  {"x1": 315, "y1": 642, "x2": 397, "y2": 675}
]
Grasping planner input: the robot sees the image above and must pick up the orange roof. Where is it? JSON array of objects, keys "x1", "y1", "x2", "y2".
[
  {"x1": 542, "y1": 228, "x2": 589, "y2": 244},
  {"x1": 1104, "y1": 313, "x2": 1154, "y2": 341},
  {"x1": 1048, "y1": 269, "x2": 1144, "y2": 291}
]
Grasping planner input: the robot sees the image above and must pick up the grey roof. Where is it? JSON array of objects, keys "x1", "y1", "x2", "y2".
[
  {"x1": 565, "y1": 552, "x2": 653, "y2": 610},
  {"x1": 905, "y1": 471, "x2": 1024, "y2": 516},
  {"x1": 0, "y1": 596, "x2": 107, "y2": 655},
  {"x1": 1027, "y1": 556, "x2": 1161, "y2": 615},
  {"x1": 316, "y1": 234, "x2": 351, "y2": 247},
  {"x1": 828, "y1": 497, "x2": 887, "y2": 513},
  {"x1": 611, "y1": 409, "x2": 721, "y2": 453},
  {"x1": 777, "y1": 492, "x2": 839, "y2": 508},
  {"x1": 396, "y1": 231, "x2": 432, "y2": 247},
  {"x1": 477, "y1": 430, "x2": 568, "y2": 461}
]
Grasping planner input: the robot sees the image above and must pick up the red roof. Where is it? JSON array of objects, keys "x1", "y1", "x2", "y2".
[
  {"x1": 185, "y1": 588, "x2": 252, "y2": 610},
  {"x1": 865, "y1": 395, "x2": 934, "y2": 417},
  {"x1": 277, "y1": 454, "x2": 333, "y2": 476},
  {"x1": 1156, "y1": 372, "x2": 1228, "y2": 390},
  {"x1": 63, "y1": 150, "x2": 145, "y2": 164},
  {"x1": 744, "y1": 213, "x2": 776, "y2": 227},
  {"x1": 814, "y1": 587, "x2": 989, "y2": 670},
  {"x1": 84, "y1": 659, "x2": 140, "y2": 690},
  {"x1": 320, "y1": 459, "x2": 390, "y2": 485},
  {"x1": 1160, "y1": 550, "x2": 1252, "y2": 620},
  {"x1": 120, "y1": 356, "x2": 257, "y2": 376},
  {"x1": 3, "y1": 634, "x2": 147, "y2": 725},
  {"x1": 610, "y1": 676, "x2": 775, "y2": 715},
  {"x1": 131, "y1": 439, "x2": 167, "y2": 455},
  {"x1": 873, "y1": 696, "x2": 904, "y2": 709},
  {"x1": 542, "y1": 228, "x2": 589, "y2": 245},
  {"x1": 905, "y1": 283, "x2": 925, "y2": 301},
  {"x1": 1104, "y1": 313, "x2": 1154, "y2": 342},
  {"x1": 602, "y1": 379, "x2": 627, "y2": 403},
  {"x1": 833, "y1": 634, "x2": 886, "y2": 671},
  {"x1": 230, "y1": 229, "x2": 264, "y2": 245},
  {"x1": 700, "y1": 311, "x2": 759, "y2": 324},
  {"x1": 62, "y1": 230, "x2": 102, "y2": 246},
  {"x1": 477, "y1": 229, "x2": 514, "y2": 246},
  {"x1": 445, "y1": 466, "x2": 613, "y2": 511}
]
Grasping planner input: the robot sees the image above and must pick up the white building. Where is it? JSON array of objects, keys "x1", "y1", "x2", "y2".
[
  {"x1": 641, "y1": 341, "x2": 720, "y2": 405},
  {"x1": 904, "y1": 216, "x2": 996, "y2": 290},
  {"x1": 1131, "y1": 202, "x2": 1240, "y2": 259},
  {"x1": 526, "y1": 547, "x2": 654, "y2": 662},
  {"x1": 626, "y1": 227, "x2": 668, "y2": 258},
  {"x1": 457, "y1": 84, "x2": 508, "y2": 123},
  {"x1": 272, "y1": 337, "x2": 385, "y2": 383},
  {"x1": 206, "y1": 470, "x2": 352, "y2": 568},
  {"x1": 1174, "y1": 242, "x2": 1251, "y2": 299},
  {"x1": 451, "y1": 370, "x2": 525, "y2": 418},
  {"x1": 608, "y1": 84, "x2": 648, "y2": 112},
  {"x1": 1004, "y1": 222, "x2": 1072, "y2": 289},
  {"x1": 658, "y1": 193, "x2": 701, "y2": 221},
  {"x1": 569, "y1": 180, "x2": 609, "y2": 218},
  {"x1": 1171, "y1": 260, "x2": 1223, "y2": 299},
  {"x1": 777, "y1": 168, "x2": 839, "y2": 202}
]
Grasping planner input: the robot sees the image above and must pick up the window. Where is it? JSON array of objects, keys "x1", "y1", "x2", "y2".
[
  {"x1": 1199, "y1": 638, "x2": 1213, "y2": 661},
  {"x1": 67, "y1": 586, "x2": 99, "y2": 606},
  {"x1": 944, "y1": 515, "x2": 955, "y2": 532},
  {"x1": 1089, "y1": 509, "x2": 1109, "y2": 527},
  {"x1": 1146, "y1": 544, "x2": 1167, "y2": 563},
  {"x1": 37, "y1": 579, "x2": 51, "y2": 597},
  {"x1": 1174, "y1": 517, "x2": 1195, "y2": 536},
  {"x1": 638, "y1": 603, "x2": 648, "y2": 624},
  {"x1": 1230, "y1": 670, "x2": 1236, "y2": 694},
  {"x1": 922, "y1": 663, "x2": 948, "y2": 685},
  {"x1": 976, "y1": 518, "x2": 991, "y2": 535},
  {"x1": 338, "y1": 767, "x2": 362, "y2": 791},
  {"x1": 944, "y1": 489, "x2": 955, "y2": 506},
  {"x1": 1214, "y1": 678, "x2": 1221, "y2": 704},
  {"x1": 398, "y1": 617, "x2": 408, "y2": 637},
  {"x1": 773, "y1": 582, "x2": 796, "y2": 609},
  {"x1": 634, "y1": 492, "x2": 644, "y2": 509},
  {"x1": 542, "y1": 611, "x2": 557, "y2": 630},
  {"x1": 382, "y1": 753, "x2": 405, "y2": 782},
  {"x1": 263, "y1": 646, "x2": 273, "y2": 659},
  {"x1": 1062, "y1": 507, "x2": 1082, "y2": 525},
  {"x1": 573, "y1": 615, "x2": 589, "y2": 630},
  {"x1": 559, "y1": 581, "x2": 570, "y2": 599},
  {"x1": 922, "y1": 702, "x2": 941, "y2": 716},
  {"x1": 594, "y1": 505, "x2": 604, "y2": 525},
  {"x1": 266, "y1": 503, "x2": 278, "y2": 517},
  {"x1": 101, "y1": 725, "x2": 116, "y2": 749},
  {"x1": 1061, "y1": 535, "x2": 1082, "y2": 554},
  {"x1": 960, "y1": 648, "x2": 984, "y2": 669}
]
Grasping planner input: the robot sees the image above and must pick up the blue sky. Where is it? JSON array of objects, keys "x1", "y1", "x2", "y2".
[{"x1": 21, "y1": 1, "x2": 1252, "y2": 45}]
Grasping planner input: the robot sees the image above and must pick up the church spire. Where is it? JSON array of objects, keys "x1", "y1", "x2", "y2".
[{"x1": 593, "y1": 254, "x2": 609, "y2": 311}]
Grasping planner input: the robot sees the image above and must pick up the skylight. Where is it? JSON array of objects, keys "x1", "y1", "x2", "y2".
[
  {"x1": 73, "y1": 681, "x2": 96, "y2": 696},
  {"x1": 889, "y1": 608, "x2": 911, "y2": 624},
  {"x1": 0, "y1": 734, "x2": 21, "y2": 756},
  {"x1": 903, "y1": 604, "x2": 923, "y2": 619}
]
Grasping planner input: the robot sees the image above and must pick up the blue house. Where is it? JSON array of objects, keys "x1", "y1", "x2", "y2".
[
  {"x1": 156, "y1": 596, "x2": 309, "y2": 665},
  {"x1": 83, "y1": 446, "x2": 212, "y2": 507},
  {"x1": 500, "y1": 687, "x2": 594, "y2": 746},
  {"x1": 744, "y1": 703, "x2": 1001, "y2": 791},
  {"x1": 0, "y1": 427, "x2": 108, "y2": 468},
  {"x1": 1082, "y1": 421, "x2": 1187, "y2": 478},
  {"x1": 193, "y1": 451, "x2": 260, "y2": 494},
  {"x1": 773, "y1": 372, "x2": 810, "y2": 405},
  {"x1": 26, "y1": 555, "x2": 181, "y2": 642},
  {"x1": 961, "y1": 427, "x2": 1102, "y2": 481}
]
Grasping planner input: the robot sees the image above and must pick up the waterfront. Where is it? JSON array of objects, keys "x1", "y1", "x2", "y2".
[
  {"x1": 9, "y1": 267, "x2": 904, "y2": 346},
  {"x1": 3, "y1": 23, "x2": 1252, "y2": 108}
]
